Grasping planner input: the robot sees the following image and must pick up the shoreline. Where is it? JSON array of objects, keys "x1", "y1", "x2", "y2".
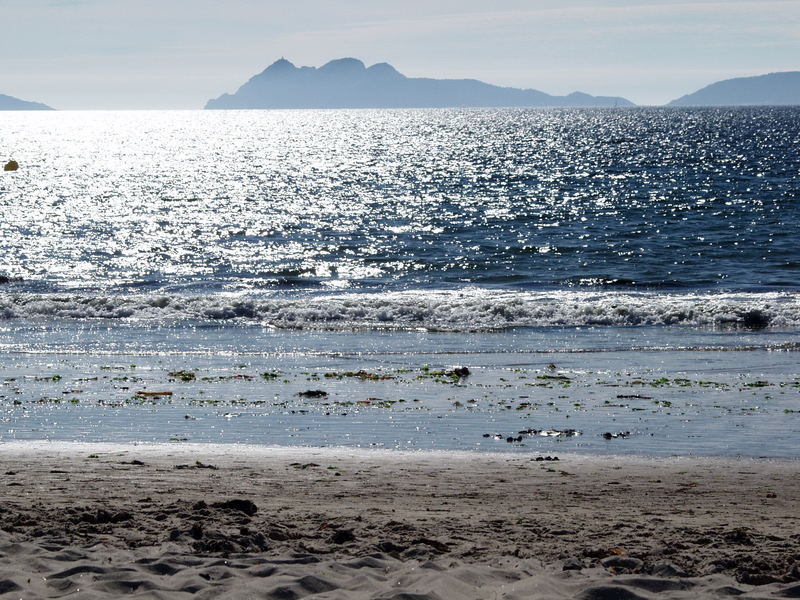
[
  {"x1": 1, "y1": 442, "x2": 799, "y2": 598},
  {"x1": 4, "y1": 439, "x2": 800, "y2": 463},
  {"x1": 2, "y1": 348, "x2": 799, "y2": 457}
]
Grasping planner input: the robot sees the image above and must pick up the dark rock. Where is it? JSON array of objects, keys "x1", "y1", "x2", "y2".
[
  {"x1": 3, "y1": 161, "x2": 19, "y2": 172},
  {"x1": 297, "y1": 390, "x2": 328, "y2": 398},
  {"x1": 92, "y1": 509, "x2": 113, "y2": 524},
  {"x1": 330, "y1": 529, "x2": 356, "y2": 544},
  {"x1": 193, "y1": 501, "x2": 208, "y2": 511},
  {"x1": 447, "y1": 367, "x2": 470, "y2": 378},
  {"x1": 212, "y1": 499, "x2": 258, "y2": 516},
  {"x1": 189, "y1": 522, "x2": 204, "y2": 540},
  {"x1": 175, "y1": 461, "x2": 217, "y2": 470}
]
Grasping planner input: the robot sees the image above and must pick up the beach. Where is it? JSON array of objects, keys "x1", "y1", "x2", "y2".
[
  {"x1": 2, "y1": 107, "x2": 800, "y2": 598},
  {"x1": 0, "y1": 442, "x2": 798, "y2": 599}
]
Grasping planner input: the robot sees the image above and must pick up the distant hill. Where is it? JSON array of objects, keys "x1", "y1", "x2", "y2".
[
  {"x1": 206, "y1": 58, "x2": 634, "y2": 110},
  {"x1": 668, "y1": 72, "x2": 800, "y2": 107},
  {"x1": 0, "y1": 93, "x2": 53, "y2": 111}
]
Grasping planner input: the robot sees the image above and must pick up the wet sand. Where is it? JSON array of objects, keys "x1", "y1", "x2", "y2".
[{"x1": 0, "y1": 442, "x2": 799, "y2": 598}]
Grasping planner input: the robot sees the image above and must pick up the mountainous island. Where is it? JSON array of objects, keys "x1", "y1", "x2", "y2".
[
  {"x1": 206, "y1": 58, "x2": 634, "y2": 110},
  {"x1": 668, "y1": 72, "x2": 800, "y2": 106},
  {"x1": 0, "y1": 93, "x2": 53, "y2": 111}
]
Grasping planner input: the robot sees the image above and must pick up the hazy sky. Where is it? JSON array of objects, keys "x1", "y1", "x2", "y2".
[{"x1": 2, "y1": 0, "x2": 799, "y2": 109}]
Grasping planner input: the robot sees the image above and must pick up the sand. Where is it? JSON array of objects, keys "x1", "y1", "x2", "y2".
[{"x1": 0, "y1": 442, "x2": 799, "y2": 599}]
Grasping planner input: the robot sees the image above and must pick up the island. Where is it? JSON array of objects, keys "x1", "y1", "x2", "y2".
[
  {"x1": 205, "y1": 58, "x2": 634, "y2": 110},
  {"x1": 668, "y1": 71, "x2": 800, "y2": 106},
  {"x1": 0, "y1": 93, "x2": 53, "y2": 111}
]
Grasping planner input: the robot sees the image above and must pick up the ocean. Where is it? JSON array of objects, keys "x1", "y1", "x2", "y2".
[{"x1": 1, "y1": 107, "x2": 798, "y2": 455}]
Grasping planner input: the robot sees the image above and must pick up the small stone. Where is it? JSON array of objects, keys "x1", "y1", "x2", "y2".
[
  {"x1": 94, "y1": 509, "x2": 113, "y2": 524},
  {"x1": 3, "y1": 160, "x2": 19, "y2": 172},
  {"x1": 189, "y1": 522, "x2": 203, "y2": 540},
  {"x1": 297, "y1": 390, "x2": 328, "y2": 398},
  {"x1": 212, "y1": 499, "x2": 258, "y2": 516},
  {"x1": 330, "y1": 529, "x2": 356, "y2": 544}
]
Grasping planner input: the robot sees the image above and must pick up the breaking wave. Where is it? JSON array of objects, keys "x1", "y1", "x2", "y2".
[{"x1": 1, "y1": 290, "x2": 798, "y2": 331}]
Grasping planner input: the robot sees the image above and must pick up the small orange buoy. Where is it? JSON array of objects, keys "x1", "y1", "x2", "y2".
[{"x1": 3, "y1": 160, "x2": 19, "y2": 172}]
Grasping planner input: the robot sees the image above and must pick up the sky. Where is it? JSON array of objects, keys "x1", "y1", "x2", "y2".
[{"x1": 1, "y1": 0, "x2": 799, "y2": 109}]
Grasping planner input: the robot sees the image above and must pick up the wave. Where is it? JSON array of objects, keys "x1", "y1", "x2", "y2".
[{"x1": 1, "y1": 289, "x2": 799, "y2": 331}]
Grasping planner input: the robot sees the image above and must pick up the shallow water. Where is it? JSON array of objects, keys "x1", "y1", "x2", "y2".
[{"x1": 1, "y1": 325, "x2": 798, "y2": 457}]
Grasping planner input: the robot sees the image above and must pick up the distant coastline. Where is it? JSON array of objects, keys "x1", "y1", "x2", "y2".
[
  {"x1": 3, "y1": 67, "x2": 800, "y2": 111},
  {"x1": 205, "y1": 57, "x2": 635, "y2": 110},
  {"x1": 668, "y1": 71, "x2": 800, "y2": 107},
  {"x1": 0, "y1": 93, "x2": 53, "y2": 111}
]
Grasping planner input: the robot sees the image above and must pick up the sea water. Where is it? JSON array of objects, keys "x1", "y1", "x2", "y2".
[{"x1": 1, "y1": 107, "x2": 798, "y2": 455}]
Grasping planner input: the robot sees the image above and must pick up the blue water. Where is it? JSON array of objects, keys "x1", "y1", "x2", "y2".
[
  {"x1": 0, "y1": 107, "x2": 798, "y2": 331},
  {"x1": 1, "y1": 107, "x2": 799, "y2": 455}
]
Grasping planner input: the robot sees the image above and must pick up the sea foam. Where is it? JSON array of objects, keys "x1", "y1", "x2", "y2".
[{"x1": 1, "y1": 290, "x2": 797, "y2": 331}]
